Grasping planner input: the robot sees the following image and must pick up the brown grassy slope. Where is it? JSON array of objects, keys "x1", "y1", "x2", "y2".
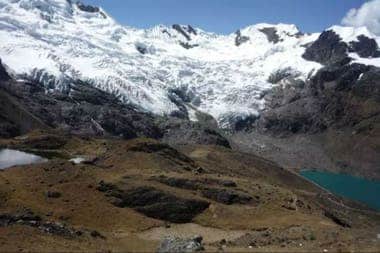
[{"x1": 0, "y1": 132, "x2": 379, "y2": 252}]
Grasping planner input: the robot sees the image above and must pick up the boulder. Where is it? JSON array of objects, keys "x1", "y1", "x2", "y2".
[
  {"x1": 157, "y1": 235, "x2": 204, "y2": 253},
  {"x1": 45, "y1": 191, "x2": 62, "y2": 198}
]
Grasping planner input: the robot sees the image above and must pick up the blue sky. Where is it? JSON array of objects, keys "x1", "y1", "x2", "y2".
[{"x1": 84, "y1": 0, "x2": 368, "y2": 34}]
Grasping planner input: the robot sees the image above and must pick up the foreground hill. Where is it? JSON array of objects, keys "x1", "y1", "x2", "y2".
[{"x1": 0, "y1": 132, "x2": 379, "y2": 252}]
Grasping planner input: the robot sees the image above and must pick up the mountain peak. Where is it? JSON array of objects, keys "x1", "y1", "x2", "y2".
[
  {"x1": 241, "y1": 23, "x2": 301, "y2": 34},
  {"x1": 15, "y1": 0, "x2": 74, "y2": 17},
  {"x1": 0, "y1": 0, "x2": 379, "y2": 128},
  {"x1": 329, "y1": 25, "x2": 378, "y2": 43}
]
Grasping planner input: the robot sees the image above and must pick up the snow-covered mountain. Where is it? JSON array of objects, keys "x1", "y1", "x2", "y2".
[{"x1": 0, "y1": 0, "x2": 379, "y2": 128}]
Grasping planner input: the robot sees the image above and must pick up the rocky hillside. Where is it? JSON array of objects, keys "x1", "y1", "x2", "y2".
[
  {"x1": 0, "y1": 132, "x2": 379, "y2": 252},
  {"x1": 230, "y1": 29, "x2": 380, "y2": 179},
  {"x1": 0, "y1": 62, "x2": 230, "y2": 148}
]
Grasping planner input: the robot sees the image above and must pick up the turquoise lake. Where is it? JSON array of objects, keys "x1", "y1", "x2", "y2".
[{"x1": 300, "y1": 170, "x2": 380, "y2": 211}]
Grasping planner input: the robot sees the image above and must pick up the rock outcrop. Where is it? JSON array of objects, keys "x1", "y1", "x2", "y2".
[
  {"x1": 302, "y1": 30, "x2": 349, "y2": 66},
  {"x1": 159, "y1": 118, "x2": 231, "y2": 148},
  {"x1": 157, "y1": 236, "x2": 204, "y2": 253},
  {"x1": 97, "y1": 183, "x2": 210, "y2": 223},
  {"x1": 0, "y1": 61, "x2": 230, "y2": 147},
  {"x1": 235, "y1": 30, "x2": 250, "y2": 46},
  {"x1": 258, "y1": 63, "x2": 379, "y2": 134},
  {"x1": 76, "y1": 2, "x2": 100, "y2": 13},
  {"x1": 0, "y1": 60, "x2": 10, "y2": 81},
  {"x1": 259, "y1": 27, "x2": 281, "y2": 43},
  {"x1": 244, "y1": 34, "x2": 380, "y2": 178},
  {"x1": 349, "y1": 35, "x2": 380, "y2": 58}
]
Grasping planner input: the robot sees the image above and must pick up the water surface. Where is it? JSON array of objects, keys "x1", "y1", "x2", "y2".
[
  {"x1": 0, "y1": 149, "x2": 47, "y2": 169},
  {"x1": 300, "y1": 170, "x2": 380, "y2": 211}
]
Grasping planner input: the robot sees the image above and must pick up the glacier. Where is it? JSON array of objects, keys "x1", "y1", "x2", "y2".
[{"x1": 0, "y1": 0, "x2": 379, "y2": 128}]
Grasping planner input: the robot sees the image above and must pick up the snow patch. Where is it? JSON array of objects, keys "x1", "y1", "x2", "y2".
[{"x1": 0, "y1": 1, "x2": 378, "y2": 127}]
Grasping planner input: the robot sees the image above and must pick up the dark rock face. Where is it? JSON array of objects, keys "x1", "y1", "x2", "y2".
[
  {"x1": 98, "y1": 184, "x2": 210, "y2": 223},
  {"x1": 201, "y1": 188, "x2": 252, "y2": 205},
  {"x1": 235, "y1": 30, "x2": 250, "y2": 46},
  {"x1": 0, "y1": 78, "x2": 163, "y2": 139},
  {"x1": 135, "y1": 44, "x2": 147, "y2": 54},
  {"x1": 231, "y1": 114, "x2": 260, "y2": 132},
  {"x1": 312, "y1": 63, "x2": 370, "y2": 92},
  {"x1": 259, "y1": 27, "x2": 281, "y2": 43},
  {"x1": 167, "y1": 89, "x2": 191, "y2": 119},
  {"x1": 252, "y1": 61, "x2": 380, "y2": 179},
  {"x1": 76, "y1": 2, "x2": 100, "y2": 13},
  {"x1": 302, "y1": 30, "x2": 350, "y2": 66},
  {"x1": 354, "y1": 67, "x2": 380, "y2": 100},
  {"x1": 172, "y1": 24, "x2": 197, "y2": 40},
  {"x1": 349, "y1": 35, "x2": 380, "y2": 58},
  {"x1": 168, "y1": 86, "x2": 198, "y2": 105},
  {"x1": 172, "y1": 24, "x2": 191, "y2": 41},
  {"x1": 0, "y1": 117, "x2": 19, "y2": 138},
  {"x1": 187, "y1": 25, "x2": 197, "y2": 36},
  {"x1": 179, "y1": 42, "x2": 199, "y2": 49},
  {"x1": 69, "y1": 81, "x2": 120, "y2": 105},
  {"x1": 0, "y1": 60, "x2": 231, "y2": 147},
  {"x1": 0, "y1": 60, "x2": 10, "y2": 81},
  {"x1": 129, "y1": 188, "x2": 209, "y2": 223},
  {"x1": 258, "y1": 63, "x2": 378, "y2": 134},
  {"x1": 0, "y1": 59, "x2": 229, "y2": 147},
  {"x1": 0, "y1": 83, "x2": 47, "y2": 137},
  {"x1": 267, "y1": 68, "x2": 301, "y2": 84}
]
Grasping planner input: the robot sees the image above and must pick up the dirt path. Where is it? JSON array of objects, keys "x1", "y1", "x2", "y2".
[{"x1": 136, "y1": 223, "x2": 247, "y2": 243}]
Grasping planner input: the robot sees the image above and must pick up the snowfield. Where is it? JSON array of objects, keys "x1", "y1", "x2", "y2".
[{"x1": 0, "y1": 0, "x2": 379, "y2": 127}]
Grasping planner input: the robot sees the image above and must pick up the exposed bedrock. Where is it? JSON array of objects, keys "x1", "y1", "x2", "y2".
[
  {"x1": 0, "y1": 61, "x2": 230, "y2": 147},
  {"x1": 235, "y1": 29, "x2": 250, "y2": 46},
  {"x1": 231, "y1": 62, "x2": 380, "y2": 179},
  {"x1": 302, "y1": 30, "x2": 350, "y2": 66},
  {"x1": 302, "y1": 30, "x2": 379, "y2": 65},
  {"x1": 97, "y1": 182, "x2": 210, "y2": 223},
  {"x1": 349, "y1": 35, "x2": 380, "y2": 58}
]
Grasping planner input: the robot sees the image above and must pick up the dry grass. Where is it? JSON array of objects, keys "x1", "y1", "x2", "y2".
[{"x1": 0, "y1": 132, "x2": 379, "y2": 252}]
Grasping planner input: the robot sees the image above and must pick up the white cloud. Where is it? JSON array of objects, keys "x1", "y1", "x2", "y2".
[{"x1": 341, "y1": 0, "x2": 380, "y2": 35}]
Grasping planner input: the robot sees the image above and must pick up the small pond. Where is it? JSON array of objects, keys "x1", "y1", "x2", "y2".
[
  {"x1": 0, "y1": 149, "x2": 47, "y2": 170},
  {"x1": 300, "y1": 170, "x2": 380, "y2": 211}
]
